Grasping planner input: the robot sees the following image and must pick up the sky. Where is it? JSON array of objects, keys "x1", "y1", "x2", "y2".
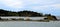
[{"x1": 0, "y1": 0, "x2": 60, "y2": 16}]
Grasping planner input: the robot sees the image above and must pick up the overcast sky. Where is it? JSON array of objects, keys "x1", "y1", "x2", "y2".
[{"x1": 0, "y1": 0, "x2": 60, "y2": 16}]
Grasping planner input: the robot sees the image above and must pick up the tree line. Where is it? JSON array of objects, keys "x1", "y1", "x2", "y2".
[{"x1": 0, "y1": 9, "x2": 53, "y2": 17}]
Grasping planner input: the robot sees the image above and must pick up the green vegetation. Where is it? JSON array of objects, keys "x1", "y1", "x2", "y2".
[
  {"x1": 0, "y1": 9, "x2": 43, "y2": 17},
  {"x1": 17, "y1": 18, "x2": 24, "y2": 21}
]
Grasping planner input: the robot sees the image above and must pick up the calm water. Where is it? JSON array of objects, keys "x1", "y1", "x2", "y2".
[
  {"x1": 0, "y1": 21, "x2": 60, "y2": 27},
  {"x1": 0, "y1": 16, "x2": 60, "y2": 27}
]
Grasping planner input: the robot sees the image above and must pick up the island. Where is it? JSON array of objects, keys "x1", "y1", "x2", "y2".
[{"x1": 0, "y1": 9, "x2": 58, "y2": 22}]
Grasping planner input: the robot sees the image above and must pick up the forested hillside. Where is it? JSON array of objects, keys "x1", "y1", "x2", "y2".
[{"x1": 0, "y1": 9, "x2": 43, "y2": 17}]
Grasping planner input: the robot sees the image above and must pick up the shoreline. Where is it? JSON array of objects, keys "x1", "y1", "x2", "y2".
[{"x1": 0, "y1": 20, "x2": 58, "y2": 22}]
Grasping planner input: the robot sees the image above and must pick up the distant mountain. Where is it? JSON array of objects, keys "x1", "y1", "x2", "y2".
[
  {"x1": 18, "y1": 10, "x2": 43, "y2": 17},
  {"x1": 0, "y1": 9, "x2": 18, "y2": 16},
  {"x1": 0, "y1": 9, "x2": 53, "y2": 17},
  {"x1": 0, "y1": 9, "x2": 44, "y2": 17}
]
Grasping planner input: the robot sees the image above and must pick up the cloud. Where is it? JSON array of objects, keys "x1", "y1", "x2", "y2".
[
  {"x1": 0, "y1": 0, "x2": 60, "y2": 9},
  {"x1": 51, "y1": 4, "x2": 60, "y2": 8},
  {"x1": 31, "y1": 4, "x2": 60, "y2": 10},
  {"x1": 0, "y1": 0, "x2": 25, "y2": 8},
  {"x1": 25, "y1": 0, "x2": 54, "y2": 4}
]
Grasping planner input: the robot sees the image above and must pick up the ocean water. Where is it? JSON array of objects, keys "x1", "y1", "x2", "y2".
[
  {"x1": 0, "y1": 16, "x2": 60, "y2": 27},
  {"x1": 0, "y1": 21, "x2": 60, "y2": 27}
]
